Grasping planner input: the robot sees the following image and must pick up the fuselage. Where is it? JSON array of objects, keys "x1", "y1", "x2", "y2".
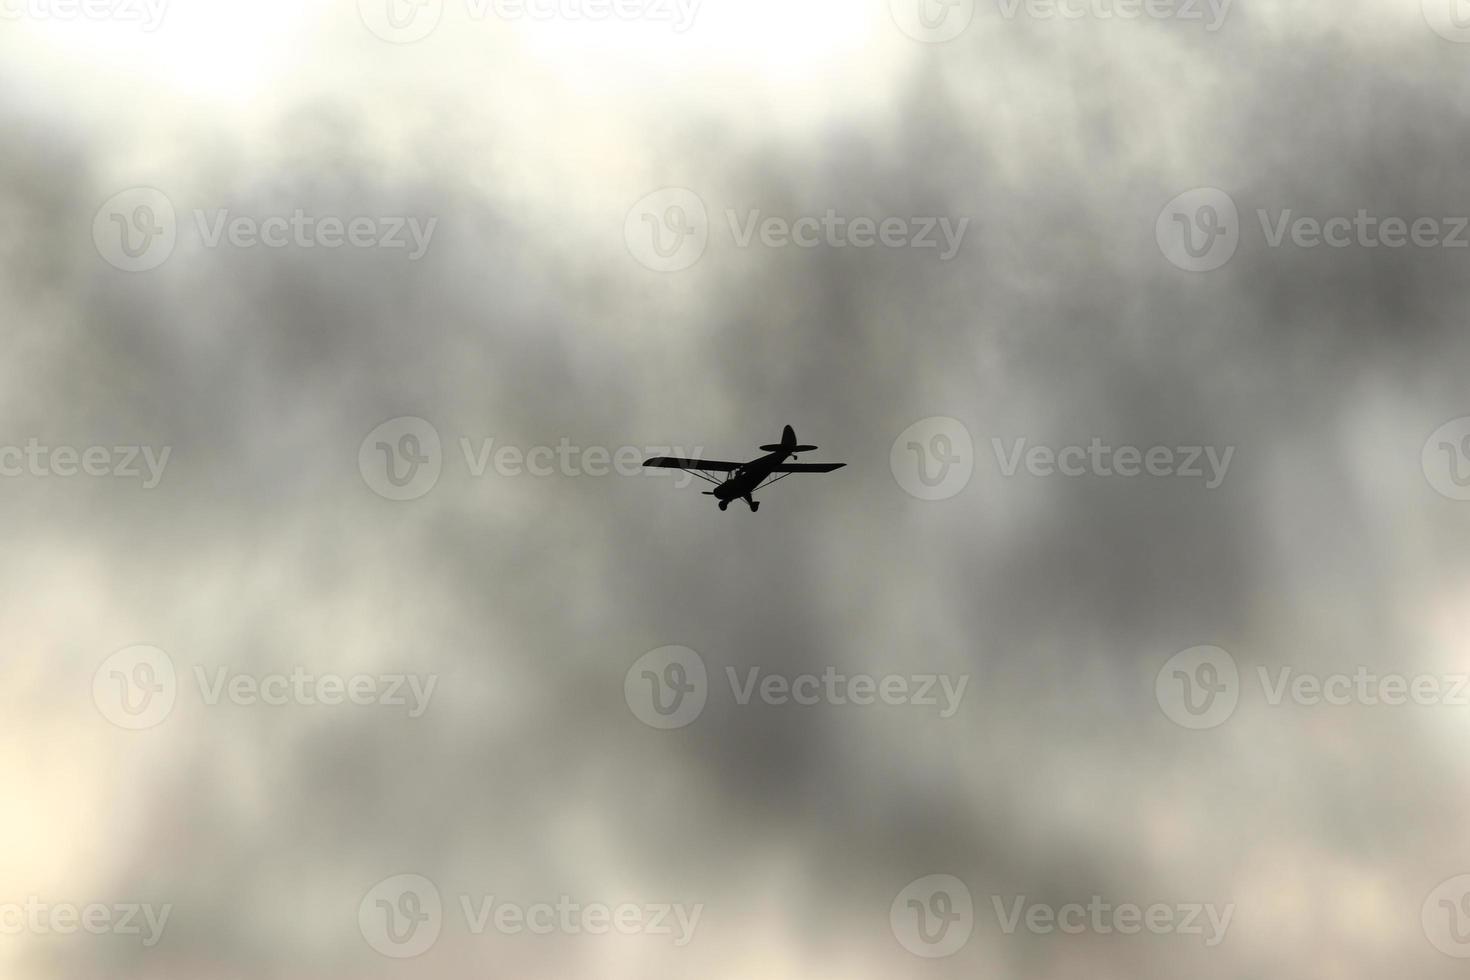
[{"x1": 713, "y1": 450, "x2": 793, "y2": 500}]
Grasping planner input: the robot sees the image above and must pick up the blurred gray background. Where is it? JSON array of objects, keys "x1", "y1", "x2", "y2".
[{"x1": 4, "y1": 0, "x2": 1470, "y2": 976}]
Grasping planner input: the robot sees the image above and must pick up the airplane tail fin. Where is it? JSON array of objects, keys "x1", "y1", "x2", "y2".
[{"x1": 762, "y1": 425, "x2": 818, "y2": 453}]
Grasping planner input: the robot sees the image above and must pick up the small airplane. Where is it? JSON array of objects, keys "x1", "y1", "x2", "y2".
[{"x1": 644, "y1": 426, "x2": 845, "y2": 512}]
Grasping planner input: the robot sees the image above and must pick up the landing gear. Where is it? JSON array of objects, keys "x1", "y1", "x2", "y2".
[
  {"x1": 745, "y1": 497, "x2": 760, "y2": 512},
  {"x1": 718, "y1": 499, "x2": 729, "y2": 511}
]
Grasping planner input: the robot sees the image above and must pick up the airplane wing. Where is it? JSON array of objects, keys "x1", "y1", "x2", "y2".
[
  {"x1": 644, "y1": 457, "x2": 742, "y2": 472},
  {"x1": 766, "y1": 463, "x2": 846, "y2": 473}
]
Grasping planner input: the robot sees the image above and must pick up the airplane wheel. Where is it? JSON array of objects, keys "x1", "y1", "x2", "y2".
[
  {"x1": 751, "y1": 502, "x2": 760, "y2": 512},
  {"x1": 718, "y1": 500, "x2": 729, "y2": 511}
]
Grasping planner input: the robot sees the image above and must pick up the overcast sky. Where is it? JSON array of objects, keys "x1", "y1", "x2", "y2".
[{"x1": 5, "y1": 0, "x2": 1470, "y2": 977}]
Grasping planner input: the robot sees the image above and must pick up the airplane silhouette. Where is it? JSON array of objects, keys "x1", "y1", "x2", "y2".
[{"x1": 644, "y1": 426, "x2": 845, "y2": 512}]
